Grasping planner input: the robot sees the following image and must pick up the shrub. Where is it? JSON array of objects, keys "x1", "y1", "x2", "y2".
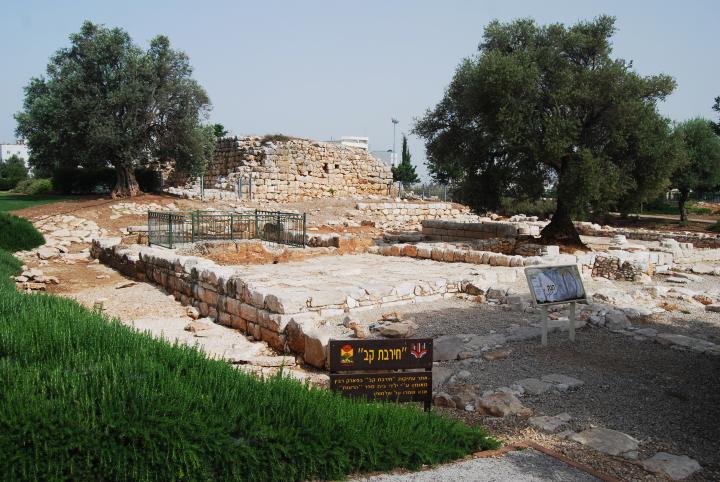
[
  {"x1": 262, "y1": 133, "x2": 292, "y2": 143},
  {"x1": 0, "y1": 213, "x2": 45, "y2": 252},
  {"x1": 498, "y1": 196, "x2": 556, "y2": 219},
  {"x1": 52, "y1": 167, "x2": 115, "y2": 194},
  {"x1": 708, "y1": 221, "x2": 720, "y2": 233},
  {"x1": 12, "y1": 178, "x2": 54, "y2": 195}
]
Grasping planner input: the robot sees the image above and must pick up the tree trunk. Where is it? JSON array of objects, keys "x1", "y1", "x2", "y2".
[
  {"x1": 112, "y1": 164, "x2": 141, "y2": 198},
  {"x1": 678, "y1": 190, "x2": 689, "y2": 223},
  {"x1": 539, "y1": 198, "x2": 587, "y2": 249}
]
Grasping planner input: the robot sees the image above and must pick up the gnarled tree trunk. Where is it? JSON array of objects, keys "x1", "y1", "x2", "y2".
[
  {"x1": 677, "y1": 189, "x2": 689, "y2": 223},
  {"x1": 112, "y1": 164, "x2": 141, "y2": 198},
  {"x1": 539, "y1": 198, "x2": 587, "y2": 249}
]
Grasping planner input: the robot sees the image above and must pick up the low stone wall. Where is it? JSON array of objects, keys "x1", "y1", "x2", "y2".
[
  {"x1": 351, "y1": 202, "x2": 469, "y2": 224},
  {"x1": 421, "y1": 219, "x2": 541, "y2": 241},
  {"x1": 91, "y1": 239, "x2": 519, "y2": 369},
  {"x1": 576, "y1": 222, "x2": 720, "y2": 249}
]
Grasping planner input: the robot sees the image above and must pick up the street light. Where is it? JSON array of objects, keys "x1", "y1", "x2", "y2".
[{"x1": 391, "y1": 118, "x2": 399, "y2": 167}]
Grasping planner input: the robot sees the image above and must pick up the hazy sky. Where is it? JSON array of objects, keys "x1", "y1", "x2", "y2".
[{"x1": 2, "y1": 0, "x2": 718, "y2": 180}]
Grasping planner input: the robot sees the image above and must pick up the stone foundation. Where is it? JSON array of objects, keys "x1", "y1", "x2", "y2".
[
  {"x1": 91, "y1": 239, "x2": 520, "y2": 369},
  {"x1": 576, "y1": 222, "x2": 720, "y2": 249},
  {"x1": 349, "y1": 202, "x2": 469, "y2": 224}
]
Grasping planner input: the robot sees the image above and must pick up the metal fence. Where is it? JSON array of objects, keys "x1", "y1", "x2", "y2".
[{"x1": 147, "y1": 210, "x2": 307, "y2": 248}]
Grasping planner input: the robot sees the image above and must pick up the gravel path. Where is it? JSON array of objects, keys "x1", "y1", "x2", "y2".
[{"x1": 352, "y1": 449, "x2": 600, "y2": 481}]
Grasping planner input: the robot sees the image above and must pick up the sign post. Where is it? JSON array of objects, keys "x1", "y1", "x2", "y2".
[
  {"x1": 524, "y1": 264, "x2": 587, "y2": 346},
  {"x1": 328, "y1": 338, "x2": 433, "y2": 411}
]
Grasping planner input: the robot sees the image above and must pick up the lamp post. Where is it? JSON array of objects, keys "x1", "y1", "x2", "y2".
[{"x1": 391, "y1": 117, "x2": 399, "y2": 167}]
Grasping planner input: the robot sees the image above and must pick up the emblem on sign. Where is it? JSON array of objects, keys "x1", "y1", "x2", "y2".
[
  {"x1": 340, "y1": 344, "x2": 354, "y2": 364},
  {"x1": 410, "y1": 342, "x2": 428, "y2": 359}
]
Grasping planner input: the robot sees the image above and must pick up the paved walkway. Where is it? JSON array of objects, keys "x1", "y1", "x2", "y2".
[{"x1": 352, "y1": 449, "x2": 600, "y2": 482}]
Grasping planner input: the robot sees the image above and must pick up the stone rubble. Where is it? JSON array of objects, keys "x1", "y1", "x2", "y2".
[{"x1": 640, "y1": 452, "x2": 702, "y2": 480}]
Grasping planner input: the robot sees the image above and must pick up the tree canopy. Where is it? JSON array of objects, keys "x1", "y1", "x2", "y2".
[
  {"x1": 392, "y1": 135, "x2": 420, "y2": 187},
  {"x1": 0, "y1": 155, "x2": 29, "y2": 190},
  {"x1": 671, "y1": 118, "x2": 720, "y2": 221},
  {"x1": 15, "y1": 21, "x2": 215, "y2": 197},
  {"x1": 413, "y1": 16, "x2": 678, "y2": 246}
]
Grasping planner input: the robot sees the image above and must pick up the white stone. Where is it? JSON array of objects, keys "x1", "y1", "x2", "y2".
[
  {"x1": 529, "y1": 413, "x2": 572, "y2": 433},
  {"x1": 569, "y1": 427, "x2": 639, "y2": 456},
  {"x1": 640, "y1": 452, "x2": 702, "y2": 480}
]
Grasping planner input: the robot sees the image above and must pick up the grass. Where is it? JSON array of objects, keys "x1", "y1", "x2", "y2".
[
  {"x1": 0, "y1": 212, "x2": 45, "y2": 252},
  {"x1": 0, "y1": 191, "x2": 79, "y2": 212},
  {"x1": 642, "y1": 202, "x2": 714, "y2": 217},
  {"x1": 0, "y1": 222, "x2": 498, "y2": 481}
]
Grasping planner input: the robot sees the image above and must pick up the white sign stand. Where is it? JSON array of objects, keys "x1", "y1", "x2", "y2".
[{"x1": 525, "y1": 265, "x2": 586, "y2": 347}]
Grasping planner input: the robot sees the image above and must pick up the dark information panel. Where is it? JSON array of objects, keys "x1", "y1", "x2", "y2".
[
  {"x1": 328, "y1": 338, "x2": 433, "y2": 372},
  {"x1": 329, "y1": 372, "x2": 432, "y2": 403}
]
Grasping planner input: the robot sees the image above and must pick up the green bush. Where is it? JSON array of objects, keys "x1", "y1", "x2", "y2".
[
  {"x1": 708, "y1": 221, "x2": 720, "y2": 233},
  {"x1": 12, "y1": 178, "x2": 54, "y2": 195},
  {"x1": 498, "y1": 197, "x2": 556, "y2": 219},
  {"x1": 0, "y1": 213, "x2": 45, "y2": 252},
  {"x1": 0, "y1": 227, "x2": 499, "y2": 480},
  {"x1": 52, "y1": 167, "x2": 116, "y2": 194}
]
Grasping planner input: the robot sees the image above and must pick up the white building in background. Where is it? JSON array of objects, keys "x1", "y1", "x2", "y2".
[
  {"x1": 0, "y1": 140, "x2": 29, "y2": 164},
  {"x1": 327, "y1": 135, "x2": 397, "y2": 167}
]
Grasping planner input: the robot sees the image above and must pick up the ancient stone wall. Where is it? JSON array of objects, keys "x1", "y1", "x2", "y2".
[
  {"x1": 421, "y1": 219, "x2": 539, "y2": 241},
  {"x1": 352, "y1": 202, "x2": 468, "y2": 224},
  {"x1": 171, "y1": 136, "x2": 393, "y2": 202},
  {"x1": 575, "y1": 222, "x2": 720, "y2": 249}
]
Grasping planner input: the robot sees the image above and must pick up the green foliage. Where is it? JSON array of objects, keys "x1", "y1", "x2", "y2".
[
  {"x1": 262, "y1": 133, "x2": 292, "y2": 143},
  {"x1": 499, "y1": 197, "x2": 556, "y2": 218},
  {"x1": 672, "y1": 119, "x2": 720, "y2": 194},
  {"x1": 0, "y1": 247, "x2": 499, "y2": 481},
  {"x1": 708, "y1": 220, "x2": 720, "y2": 232},
  {"x1": 15, "y1": 21, "x2": 214, "y2": 196},
  {"x1": 12, "y1": 178, "x2": 54, "y2": 195},
  {"x1": 0, "y1": 155, "x2": 29, "y2": 190},
  {"x1": 413, "y1": 16, "x2": 678, "y2": 242},
  {"x1": 392, "y1": 135, "x2": 420, "y2": 187},
  {"x1": 0, "y1": 212, "x2": 45, "y2": 251},
  {"x1": 213, "y1": 123, "x2": 228, "y2": 138},
  {"x1": 52, "y1": 167, "x2": 116, "y2": 194}
]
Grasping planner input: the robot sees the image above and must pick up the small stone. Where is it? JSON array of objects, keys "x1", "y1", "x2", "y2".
[
  {"x1": 379, "y1": 320, "x2": 418, "y2": 338},
  {"x1": 605, "y1": 310, "x2": 630, "y2": 330},
  {"x1": 529, "y1": 412, "x2": 572, "y2": 433},
  {"x1": 96, "y1": 275, "x2": 110, "y2": 279},
  {"x1": 115, "y1": 280, "x2": 137, "y2": 289},
  {"x1": 569, "y1": 427, "x2": 639, "y2": 456},
  {"x1": 433, "y1": 392, "x2": 455, "y2": 408},
  {"x1": 693, "y1": 294, "x2": 714, "y2": 305},
  {"x1": 666, "y1": 277, "x2": 689, "y2": 284},
  {"x1": 184, "y1": 320, "x2": 212, "y2": 332},
  {"x1": 14, "y1": 276, "x2": 29, "y2": 283},
  {"x1": 514, "y1": 378, "x2": 553, "y2": 395},
  {"x1": 381, "y1": 311, "x2": 401, "y2": 322},
  {"x1": 186, "y1": 306, "x2": 200, "y2": 319},
  {"x1": 482, "y1": 349, "x2": 511, "y2": 361},
  {"x1": 541, "y1": 374, "x2": 584, "y2": 390},
  {"x1": 93, "y1": 298, "x2": 107, "y2": 311},
  {"x1": 248, "y1": 356, "x2": 297, "y2": 367},
  {"x1": 640, "y1": 452, "x2": 702, "y2": 480},
  {"x1": 476, "y1": 392, "x2": 532, "y2": 417},
  {"x1": 705, "y1": 304, "x2": 720, "y2": 313}
]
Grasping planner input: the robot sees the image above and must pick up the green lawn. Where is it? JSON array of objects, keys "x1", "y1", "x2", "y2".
[
  {"x1": 0, "y1": 218, "x2": 499, "y2": 481},
  {"x1": 0, "y1": 191, "x2": 80, "y2": 212}
]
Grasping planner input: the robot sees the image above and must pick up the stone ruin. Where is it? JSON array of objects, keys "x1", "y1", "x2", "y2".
[{"x1": 168, "y1": 136, "x2": 393, "y2": 201}]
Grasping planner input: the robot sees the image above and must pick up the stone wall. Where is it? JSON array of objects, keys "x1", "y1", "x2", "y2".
[
  {"x1": 170, "y1": 136, "x2": 393, "y2": 202},
  {"x1": 576, "y1": 222, "x2": 720, "y2": 249},
  {"x1": 421, "y1": 219, "x2": 540, "y2": 241},
  {"x1": 351, "y1": 202, "x2": 469, "y2": 224}
]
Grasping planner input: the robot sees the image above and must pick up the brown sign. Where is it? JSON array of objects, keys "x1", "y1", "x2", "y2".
[
  {"x1": 329, "y1": 338, "x2": 433, "y2": 411},
  {"x1": 328, "y1": 338, "x2": 433, "y2": 372},
  {"x1": 330, "y1": 372, "x2": 432, "y2": 403}
]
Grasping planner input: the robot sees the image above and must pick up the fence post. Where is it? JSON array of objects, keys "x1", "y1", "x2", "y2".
[
  {"x1": 237, "y1": 178, "x2": 242, "y2": 200},
  {"x1": 254, "y1": 209, "x2": 259, "y2": 240},
  {"x1": 444, "y1": 184, "x2": 447, "y2": 201},
  {"x1": 147, "y1": 212, "x2": 151, "y2": 246},
  {"x1": 302, "y1": 213, "x2": 306, "y2": 248},
  {"x1": 249, "y1": 175, "x2": 253, "y2": 201},
  {"x1": 276, "y1": 212, "x2": 281, "y2": 244},
  {"x1": 230, "y1": 212, "x2": 234, "y2": 240},
  {"x1": 168, "y1": 214, "x2": 174, "y2": 248}
]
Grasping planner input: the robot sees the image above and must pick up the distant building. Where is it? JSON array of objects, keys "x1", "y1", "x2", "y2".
[{"x1": 0, "y1": 140, "x2": 29, "y2": 165}]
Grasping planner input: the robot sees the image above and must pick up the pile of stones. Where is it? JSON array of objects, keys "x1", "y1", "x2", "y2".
[{"x1": 13, "y1": 267, "x2": 58, "y2": 291}]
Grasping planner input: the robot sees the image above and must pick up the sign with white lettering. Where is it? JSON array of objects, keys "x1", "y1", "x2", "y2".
[{"x1": 524, "y1": 264, "x2": 586, "y2": 306}]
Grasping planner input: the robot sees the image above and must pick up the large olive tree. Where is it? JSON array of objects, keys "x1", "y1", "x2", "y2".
[
  {"x1": 15, "y1": 21, "x2": 214, "y2": 197},
  {"x1": 414, "y1": 16, "x2": 679, "y2": 246}
]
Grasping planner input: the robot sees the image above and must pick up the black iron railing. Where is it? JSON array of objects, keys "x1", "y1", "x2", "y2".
[{"x1": 147, "y1": 210, "x2": 306, "y2": 248}]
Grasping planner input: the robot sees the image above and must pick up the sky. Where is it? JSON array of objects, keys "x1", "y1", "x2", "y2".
[{"x1": 2, "y1": 0, "x2": 719, "y2": 180}]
